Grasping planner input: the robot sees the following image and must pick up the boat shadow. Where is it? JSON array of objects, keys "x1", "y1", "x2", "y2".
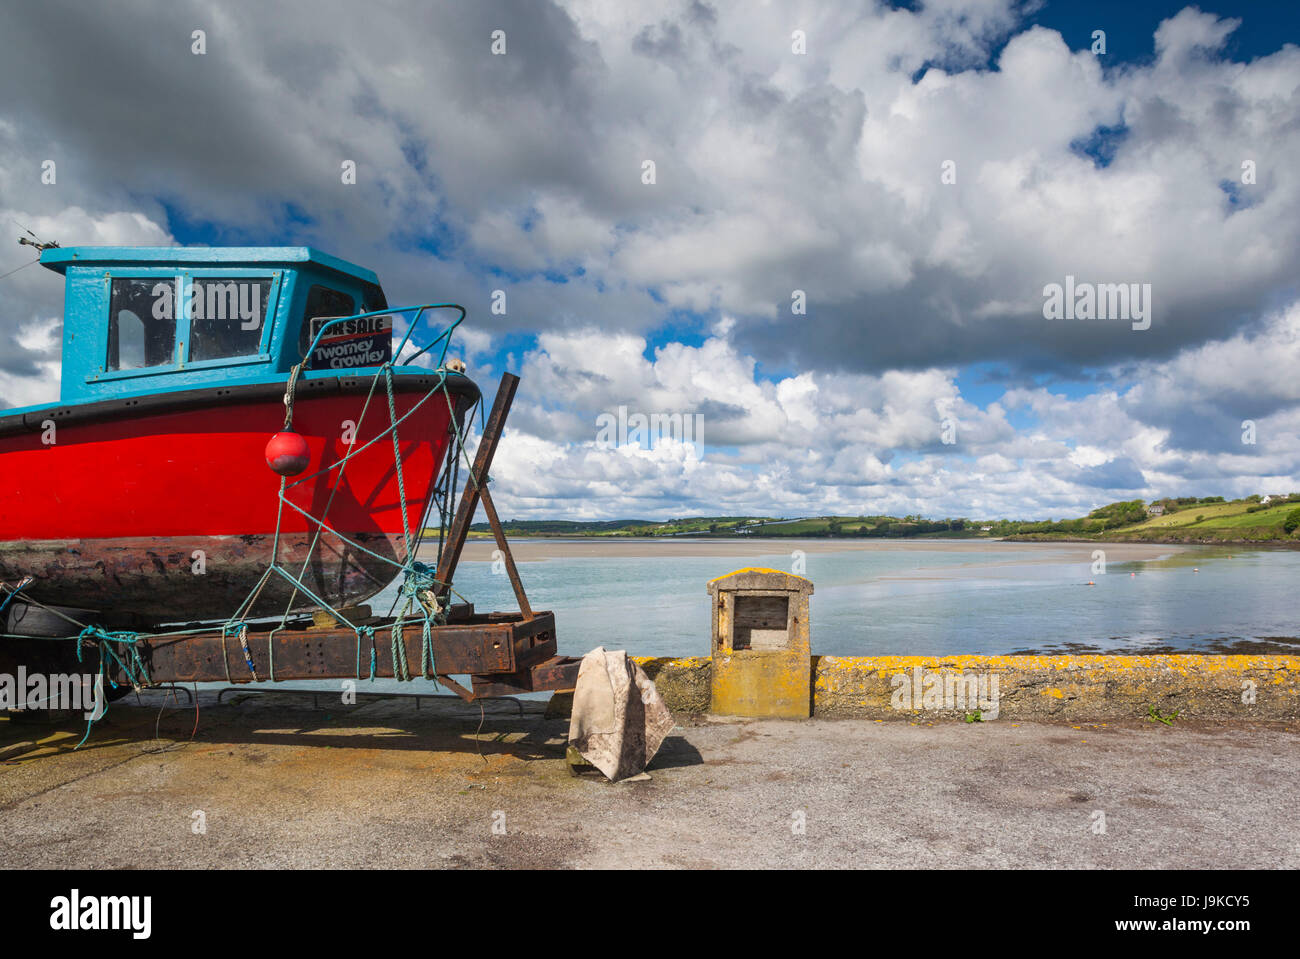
[
  {"x1": 27, "y1": 696, "x2": 562, "y2": 763},
  {"x1": 29, "y1": 692, "x2": 705, "y2": 771}
]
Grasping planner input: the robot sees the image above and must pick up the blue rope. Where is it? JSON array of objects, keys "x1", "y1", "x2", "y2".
[
  {"x1": 73, "y1": 625, "x2": 151, "y2": 749},
  {"x1": 399, "y1": 561, "x2": 437, "y2": 604},
  {"x1": 421, "y1": 616, "x2": 436, "y2": 682},
  {"x1": 395, "y1": 562, "x2": 443, "y2": 681},
  {"x1": 0, "y1": 586, "x2": 21, "y2": 618},
  {"x1": 77, "y1": 625, "x2": 150, "y2": 690},
  {"x1": 355, "y1": 626, "x2": 376, "y2": 680}
]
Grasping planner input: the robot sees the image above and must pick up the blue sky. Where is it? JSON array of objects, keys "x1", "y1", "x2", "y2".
[
  {"x1": 1026, "y1": 0, "x2": 1299, "y2": 62},
  {"x1": 2, "y1": 0, "x2": 1299, "y2": 520}
]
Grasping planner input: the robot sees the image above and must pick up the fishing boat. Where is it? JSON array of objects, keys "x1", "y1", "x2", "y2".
[{"x1": 0, "y1": 245, "x2": 480, "y2": 630}]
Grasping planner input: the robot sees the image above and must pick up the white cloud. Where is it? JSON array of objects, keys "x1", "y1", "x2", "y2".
[
  {"x1": 483, "y1": 304, "x2": 1300, "y2": 518},
  {"x1": 2, "y1": 2, "x2": 1297, "y2": 517}
]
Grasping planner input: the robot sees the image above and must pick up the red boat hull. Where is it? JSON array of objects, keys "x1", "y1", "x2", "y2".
[{"x1": 0, "y1": 374, "x2": 477, "y2": 625}]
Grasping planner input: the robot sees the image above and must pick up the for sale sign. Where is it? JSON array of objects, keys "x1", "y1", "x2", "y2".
[{"x1": 307, "y1": 314, "x2": 393, "y2": 369}]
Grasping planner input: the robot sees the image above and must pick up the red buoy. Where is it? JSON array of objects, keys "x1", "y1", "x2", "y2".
[{"x1": 264, "y1": 431, "x2": 310, "y2": 476}]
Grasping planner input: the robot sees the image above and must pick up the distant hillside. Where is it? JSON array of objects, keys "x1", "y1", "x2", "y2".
[
  {"x1": 1004, "y1": 494, "x2": 1300, "y2": 545},
  {"x1": 467, "y1": 518, "x2": 655, "y2": 535},
  {"x1": 459, "y1": 495, "x2": 1300, "y2": 545},
  {"x1": 466, "y1": 516, "x2": 779, "y2": 537}
]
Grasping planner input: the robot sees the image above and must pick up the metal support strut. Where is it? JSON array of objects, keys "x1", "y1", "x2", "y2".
[{"x1": 434, "y1": 372, "x2": 532, "y2": 620}]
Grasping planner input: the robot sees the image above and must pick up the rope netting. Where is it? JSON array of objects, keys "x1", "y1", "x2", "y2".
[{"x1": 0, "y1": 303, "x2": 485, "y2": 745}]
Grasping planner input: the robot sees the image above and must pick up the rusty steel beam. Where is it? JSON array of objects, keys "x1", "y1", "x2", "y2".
[
  {"x1": 471, "y1": 655, "x2": 583, "y2": 699},
  {"x1": 99, "y1": 611, "x2": 556, "y2": 687},
  {"x1": 434, "y1": 373, "x2": 519, "y2": 608}
]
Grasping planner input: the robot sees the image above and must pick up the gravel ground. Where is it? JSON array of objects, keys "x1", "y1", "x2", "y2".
[{"x1": 2, "y1": 690, "x2": 1296, "y2": 869}]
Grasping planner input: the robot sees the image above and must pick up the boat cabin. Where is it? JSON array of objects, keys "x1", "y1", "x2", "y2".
[{"x1": 38, "y1": 246, "x2": 392, "y2": 405}]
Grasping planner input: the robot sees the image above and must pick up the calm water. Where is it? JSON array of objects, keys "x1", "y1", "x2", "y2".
[
  {"x1": 380, "y1": 539, "x2": 1300, "y2": 658},
  {"x1": 209, "y1": 539, "x2": 1298, "y2": 700}
]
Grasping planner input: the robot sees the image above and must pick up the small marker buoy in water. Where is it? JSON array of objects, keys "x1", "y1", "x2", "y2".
[
  {"x1": 1087, "y1": 580, "x2": 1095, "y2": 586},
  {"x1": 265, "y1": 431, "x2": 310, "y2": 476}
]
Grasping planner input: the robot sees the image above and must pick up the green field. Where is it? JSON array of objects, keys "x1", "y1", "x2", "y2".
[
  {"x1": 1127, "y1": 502, "x2": 1246, "y2": 530},
  {"x1": 1128, "y1": 502, "x2": 1294, "y2": 530},
  {"x1": 449, "y1": 496, "x2": 1300, "y2": 545},
  {"x1": 1019, "y1": 496, "x2": 1300, "y2": 544}
]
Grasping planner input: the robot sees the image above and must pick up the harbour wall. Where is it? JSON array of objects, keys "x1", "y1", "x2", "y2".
[{"x1": 632, "y1": 654, "x2": 1300, "y2": 721}]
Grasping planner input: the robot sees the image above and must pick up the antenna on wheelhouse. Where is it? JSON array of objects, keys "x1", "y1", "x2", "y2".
[
  {"x1": 17, "y1": 234, "x2": 60, "y2": 252},
  {"x1": 11, "y1": 217, "x2": 60, "y2": 252},
  {"x1": 0, "y1": 223, "x2": 56, "y2": 283}
]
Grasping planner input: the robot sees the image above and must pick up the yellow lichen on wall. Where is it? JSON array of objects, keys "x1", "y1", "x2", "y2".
[{"x1": 634, "y1": 654, "x2": 1298, "y2": 720}]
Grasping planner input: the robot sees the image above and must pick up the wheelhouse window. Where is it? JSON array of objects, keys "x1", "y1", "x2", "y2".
[
  {"x1": 298, "y1": 285, "x2": 357, "y2": 357},
  {"x1": 188, "y1": 277, "x2": 273, "y2": 362},
  {"x1": 300, "y1": 283, "x2": 393, "y2": 370},
  {"x1": 107, "y1": 276, "x2": 273, "y2": 372},
  {"x1": 107, "y1": 278, "x2": 176, "y2": 371}
]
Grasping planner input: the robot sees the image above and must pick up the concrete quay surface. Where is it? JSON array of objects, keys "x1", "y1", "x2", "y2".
[{"x1": 2, "y1": 691, "x2": 1297, "y2": 869}]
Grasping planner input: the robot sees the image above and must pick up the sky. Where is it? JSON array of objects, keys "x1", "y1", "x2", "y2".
[{"x1": 1, "y1": 0, "x2": 1299, "y2": 521}]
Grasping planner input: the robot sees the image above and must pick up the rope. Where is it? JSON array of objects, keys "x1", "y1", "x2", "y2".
[
  {"x1": 0, "y1": 258, "x2": 39, "y2": 283},
  {"x1": 390, "y1": 619, "x2": 411, "y2": 682},
  {"x1": 273, "y1": 374, "x2": 381, "y2": 619},
  {"x1": 420, "y1": 617, "x2": 435, "y2": 681},
  {"x1": 383, "y1": 364, "x2": 414, "y2": 557},
  {"x1": 355, "y1": 626, "x2": 376, "y2": 680},
  {"x1": 73, "y1": 625, "x2": 152, "y2": 749},
  {"x1": 399, "y1": 561, "x2": 440, "y2": 616},
  {"x1": 76, "y1": 625, "x2": 151, "y2": 690},
  {"x1": 390, "y1": 561, "x2": 445, "y2": 684},
  {"x1": 222, "y1": 622, "x2": 257, "y2": 682},
  {"x1": 283, "y1": 362, "x2": 303, "y2": 429},
  {"x1": 219, "y1": 626, "x2": 232, "y2": 683},
  {"x1": 0, "y1": 582, "x2": 25, "y2": 618}
]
